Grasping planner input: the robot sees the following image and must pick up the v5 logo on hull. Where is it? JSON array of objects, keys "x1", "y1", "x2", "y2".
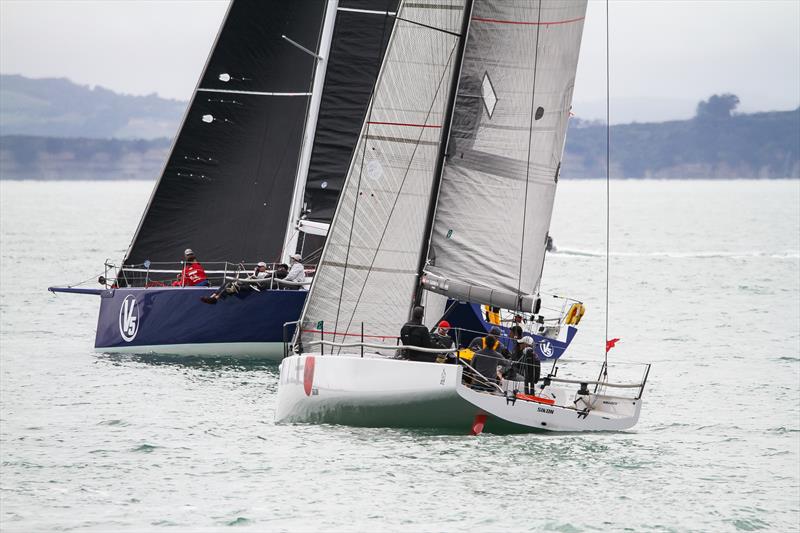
[
  {"x1": 540, "y1": 341, "x2": 554, "y2": 358},
  {"x1": 118, "y1": 295, "x2": 139, "y2": 342}
]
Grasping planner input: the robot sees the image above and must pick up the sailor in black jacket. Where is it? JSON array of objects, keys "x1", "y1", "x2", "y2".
[{"x1": 400, "y1": 306, "x2": 436, "y2": 362}]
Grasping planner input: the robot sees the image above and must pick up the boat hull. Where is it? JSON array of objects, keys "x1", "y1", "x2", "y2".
[
  {"x1": 88, "y1": 289, "x2": 575, "y2": 362},
  {"x1": 276, "y1": 355, "x2": 642, "y2": 433},
  {"x1": 94, "y1": 287, "x2": 306, "y2": 360}
]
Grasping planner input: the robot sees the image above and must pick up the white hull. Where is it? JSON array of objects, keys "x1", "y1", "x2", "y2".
[
  {"x1": 276, "y1": 354, "x2": 643, "y2": 433},
  {"x1": 96, "y1": 342, "x2": 284, "y2": 361}
]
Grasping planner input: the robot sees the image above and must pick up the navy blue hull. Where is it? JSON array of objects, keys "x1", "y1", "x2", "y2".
[
  {"x1": 95, "y1": 287, "x2": 306, "y2": 357},
  {"x1": 92, "y1": 288, "x2": 574, "y2": 361}
]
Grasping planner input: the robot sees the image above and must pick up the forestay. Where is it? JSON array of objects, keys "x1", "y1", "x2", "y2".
[
  {"x1": 299, "y1": 1, "x2": 468, "y2": 347},
  {"x1": 425, "y1": 0, "x2": 587, "y2": 309}
]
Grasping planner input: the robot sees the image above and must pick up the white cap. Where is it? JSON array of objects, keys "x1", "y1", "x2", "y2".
[
  {"x1": 184, "y1": 248, "x2": 194, "y2": 256},
  {"x1": 290, "y1": 254, "x2": 302, "y2": 261},
  {"x1": 257, "y1": 261, "x2": 267, "y2": 268},
  {"x1": 520, "y1": 336, "x2": 534, "y2": 346}
]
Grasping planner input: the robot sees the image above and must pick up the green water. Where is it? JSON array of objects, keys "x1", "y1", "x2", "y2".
[{"x1": 1, "y1": 180, "x2": 798, "y2": 531}]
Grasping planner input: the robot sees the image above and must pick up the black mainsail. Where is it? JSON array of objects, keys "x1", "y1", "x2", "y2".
[
  {"x1": 124, "y1": 0, "x2": 400, "y2": 276},
  {"x1": 125, "y1": 1, "x2": 327, "y2": 267}
]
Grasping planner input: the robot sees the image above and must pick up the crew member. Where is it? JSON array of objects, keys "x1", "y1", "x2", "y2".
[
  {"x1": 519, "y1": 336, "x2": 541, "y2": 394},
  {"x1": 469, "y1": 334, "x2": 505, "y2": 391},
  {"x1": 400, "y1": 306, "x2": 435, "y2": 362},
  {"x1": 430, "y1": 320, "x2": 456, "y2": 364},
  {"x1": 173, "y1": 248, "x2": 208, "y2": 287},
  {"x1": 283, "y1": 254, "x2": 305, "y2": 289},
  {"x1": 469, "y1": 326, "x2": 510, "y2": 357},
  {"x1": 506, "y1": 325, "x2": 526, "y2": 379},
  {"x1": 201, "y1": 261, "x2": 267, "y2": 304},
  {"x1": 273, "y1": 263, "x2": 289, "y2": 280}
]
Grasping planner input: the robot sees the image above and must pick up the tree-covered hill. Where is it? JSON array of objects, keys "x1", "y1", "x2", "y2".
[
  {"x1": 565, "y1": 95, "x2": 799, "y2": 179},
  {"x1": 0, "y1": 74, "x2": 184, "y2": 139},
  {"x1": 0, "y1": 78, "x2": 797, "y2": 179}
]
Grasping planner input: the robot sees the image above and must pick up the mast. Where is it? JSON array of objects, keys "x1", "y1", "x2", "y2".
[
  {"x1": 282, "y1": 0, "x2": 339, "y2": 263},
  {"x1": 412, "y1": 0, "x2": 474, "y2": 311}
]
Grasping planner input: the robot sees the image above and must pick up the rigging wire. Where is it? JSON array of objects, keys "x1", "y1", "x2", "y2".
[{"x1": 604, "y1": 0, "x2": 611, "y2": 375}]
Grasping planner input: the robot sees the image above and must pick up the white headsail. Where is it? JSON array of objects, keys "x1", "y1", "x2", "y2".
[
  {"x1": 424, "y1": 0, "x2": 587, "y2": 311},
  {"x1": 299, "y1": 1, "x2": 468, "y2": 346}
]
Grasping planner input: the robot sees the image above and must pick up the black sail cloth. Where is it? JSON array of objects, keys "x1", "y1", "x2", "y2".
[
  {"x1": 297, "y1": 0, "x2": 399, "y2": 262},
  {"x1": 124, "y1": 1, "x2": 326, "y2": 268},
  {"x1": 125, "y1": 0, "x2": 399, "y2": 276}
]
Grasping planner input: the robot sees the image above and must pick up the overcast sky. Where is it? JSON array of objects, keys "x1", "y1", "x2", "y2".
[{"x1": 1, "y1": 0, "x2": 798, "y2": 123}]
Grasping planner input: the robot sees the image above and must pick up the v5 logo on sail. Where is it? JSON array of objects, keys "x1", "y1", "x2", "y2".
[{"x1": 118, "y1": 295, "x2": 139, "y2": 342}]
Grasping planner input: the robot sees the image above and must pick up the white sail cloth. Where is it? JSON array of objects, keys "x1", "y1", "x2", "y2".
[
  {"x1": 427, "y1": 0, "x2": 587, "y2": 303},
  {"x1": 299, "y1": 1, "x2": 467, "y2": 346}
]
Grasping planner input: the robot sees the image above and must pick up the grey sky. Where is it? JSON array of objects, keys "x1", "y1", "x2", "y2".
[{"x1": 1, "y1": 0, "x2": 798, "y2": 123}]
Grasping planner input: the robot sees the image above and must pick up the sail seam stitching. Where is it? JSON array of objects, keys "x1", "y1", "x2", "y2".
[{"x1": 471, "y1": 15, "x2": 584, "y2": 26}]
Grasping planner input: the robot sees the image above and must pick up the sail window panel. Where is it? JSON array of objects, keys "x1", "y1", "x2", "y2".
[
  {"x1": 428, "y1": 0, "x2": 587, "y2": 300},
  {"x1": 300, "y1": 3, "x2": 466, "y2": 346}
]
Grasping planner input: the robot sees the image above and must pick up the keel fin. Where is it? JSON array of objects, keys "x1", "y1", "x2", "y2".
[{"x1": 471, "y1": 414, "x2": 487, "y2": 436}]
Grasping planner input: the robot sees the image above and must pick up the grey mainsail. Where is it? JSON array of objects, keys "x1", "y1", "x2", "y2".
[
  {"x1": 424, "y1": 0, "x2": 587, "y2": 311},
  {"x1": 299, "y1": 1, "x2": 468, "y2": 346},
  {"x1": 297, "y1": 0, "x2": 587, "y2": 348}
]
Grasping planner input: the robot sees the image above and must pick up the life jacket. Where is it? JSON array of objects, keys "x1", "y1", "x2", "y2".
[
  {"x1": 480, "y1": 337, "x2": 500, "y2": 351},
  {"x1": 483, "y1": 305, "x2": 501, "y2": 325}
]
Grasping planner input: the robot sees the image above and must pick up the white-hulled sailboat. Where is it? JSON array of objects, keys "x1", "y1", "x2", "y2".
[{"x1": 275, "y1": 0, "x2": 650, "y2": 433}]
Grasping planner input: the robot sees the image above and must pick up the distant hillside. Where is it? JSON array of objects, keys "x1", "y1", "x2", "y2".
[
  {"x1": 0, "y1": 79, "x2": 797, "y2": 179},
  {"x1": 565, "y1": 96, "x2": 800, "y2": 179},
  {"x1": 0, "y1": 74, "x2": 185, "y2": 139},
  {"x1": 0, "y1": 136, "x2": 170, "y2": 180}
]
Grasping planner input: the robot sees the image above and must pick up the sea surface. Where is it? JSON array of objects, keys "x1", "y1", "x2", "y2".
[{"x1": 1, "y1": 179, "x2": 798, "y2": 532}]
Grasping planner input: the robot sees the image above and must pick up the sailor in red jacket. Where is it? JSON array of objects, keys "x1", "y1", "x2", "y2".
[{"x1": 172, "y1": 248, "x2": 209, "y2": 287}]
